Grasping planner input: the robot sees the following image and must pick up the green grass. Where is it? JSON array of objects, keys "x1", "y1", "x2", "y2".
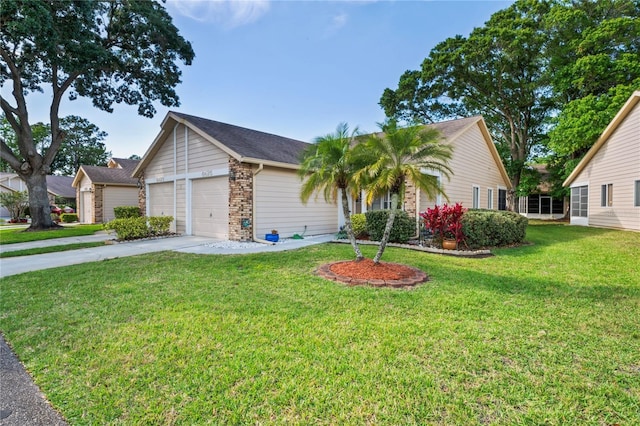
[
  {"x1": 0, "y1": 224, "x2": 104, "y2": 244},
  {"x1": 1, "y1": 223, "x2": 638, "y2": 424},
  {"x1": 0, "y1": 242, "x2": 106, "y2": 258}
]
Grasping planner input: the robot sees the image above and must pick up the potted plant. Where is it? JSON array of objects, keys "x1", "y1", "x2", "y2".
[
  {"x1": 420, "y1": 203, "x2": 466, "y2": 250},
  {"x1": 265, "y1": 229, "x2": 279, "y2": 242}
]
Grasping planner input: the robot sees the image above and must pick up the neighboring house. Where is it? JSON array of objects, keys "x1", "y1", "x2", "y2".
[
  {"x1": 563, "y1": 90, "x2": 640, "y2": 231},
  {"x1": 132, "y1": 112, "x2": 338, "y2": 241},
  {"x1": 0, "y1": 172, "x2": 74, "y2": 218},
  {"x1": 517, "y1": 164, "x2": 565, "y2": 220},
  {"x1": 72, "y1": 158, "x2": 140, "y2": 223},
  {"x1": 342, "y1": 116, "x2": 512, "y2": 226}
]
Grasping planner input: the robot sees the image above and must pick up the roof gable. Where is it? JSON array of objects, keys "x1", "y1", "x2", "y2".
[
  {"x1": 564, "y1": 91, "x2": 640, "y2": 187},
  {"x1": 46, "y1": 175, "x2": 75, "y2": 198}
]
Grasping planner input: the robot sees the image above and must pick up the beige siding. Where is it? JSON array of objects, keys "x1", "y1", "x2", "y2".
[
  {"x1": 186, "y1": 128, "x2": 228, "y2": 173},
  {"x1": 175, "y1": 179, "x2": 186, "y2": 234},
  {"x1": 255, "y1": 167, "x2": 337, "y2": 237},
  {"x1": 571, "y1": 104, "x2": 640, "y2": 230},
  {"x1": 148, "y1": 182, "x2": 175, "y2": 232},
  {"x1": 421, "y1": 123, "x2": 508, "y2": 211},
  {"x1": 146, "y1": 131, "x2": 176, "y2": 177},
  {"x1": 103, "y1": 186, "x2": 139, "y2": 222}
]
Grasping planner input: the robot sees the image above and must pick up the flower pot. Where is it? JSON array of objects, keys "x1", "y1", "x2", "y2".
[
  {"x1": 442, "y1": 239, "x2": 457, "y2": 250},
  {"x1": 265, "y1": 234, "x2": 279, "y2": 242}
]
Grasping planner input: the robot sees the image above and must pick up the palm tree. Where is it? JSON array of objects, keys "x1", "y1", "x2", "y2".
[
  {"x1": 356, "y1": 119, "x2": 453, "y2": 264},
  {"x1": 298, "y1": 123, "x2": 365, "y2": 261}
]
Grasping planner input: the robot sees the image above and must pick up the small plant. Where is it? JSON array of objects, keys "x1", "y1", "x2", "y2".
[
  {"x1": 350, "y1": 213, "x2": 367, "y2": 239},
  {"x1": 271, "y1": 229, "x2": 278, "y2": 235},
  {"x1": 420, "y1": 203, "x2": 467, "y2": 248},
  {"x1": 114, "y1": 206, "x2": 141, "y2": 219},
  {"x1": 60, "y1": 213, "x2": 79, "y2": 223}
]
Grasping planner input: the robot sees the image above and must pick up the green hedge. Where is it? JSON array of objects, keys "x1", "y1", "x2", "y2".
[
  {"x1": 114, "y1": 206, "x2": 141, "y2": 219},
  {"x1": 350, "y1": 213, "x2": 367, "y2": 238},
  {"x1": 60, "y1": 213, "x2": 78, "y2": 223},
  {"x1": 461, "y1": 209, "x2": 528, "y2": 249},
  {"x1": 365, "y1": 210, "x2": 415, "y2": 243},
  {"x1": 104, "y1": 216, "x2": 174, "y2": 240}
]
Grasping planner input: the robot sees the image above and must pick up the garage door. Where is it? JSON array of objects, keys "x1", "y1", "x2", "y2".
[
  {"x1": 192, "y1": 177, "x2": 228, "y2": 238},
  {"x1": 148, "y1": 182, "x2": 174, "y2": 218}
]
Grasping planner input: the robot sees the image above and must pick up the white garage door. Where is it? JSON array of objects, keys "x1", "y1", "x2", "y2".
[
  {"x1": 148, "y1": 182, "x2": 174, "y2": 218},
  {"x1": 103, "y1": 187, "x2": 139, "y2": 222},
  {"x1": 192, "y1": 177, "x2": 228, "y2": 238}
]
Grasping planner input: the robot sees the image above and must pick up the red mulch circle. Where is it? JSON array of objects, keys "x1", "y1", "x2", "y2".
[{"x1": 315, "y1": 258, "x2": 428, "y2": 288}]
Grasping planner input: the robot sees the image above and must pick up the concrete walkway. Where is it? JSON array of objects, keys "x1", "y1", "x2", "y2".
[{"x1": 0, "y1": 232, "x2": 334, "y2": 425}]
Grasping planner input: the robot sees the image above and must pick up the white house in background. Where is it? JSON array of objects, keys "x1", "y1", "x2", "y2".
[
  {"x1": 132, "y1": 112, "x2": 337, "y2": 241},
  {"x1": 72, "y1": 158, "x2": 140, "y2": 223},
  {"x1": 563, "y1": 90, "x2": 640, "y2": 231}
]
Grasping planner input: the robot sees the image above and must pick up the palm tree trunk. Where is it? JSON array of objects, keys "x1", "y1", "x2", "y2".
[
  {"x1": 341, "y1": 189, "x2": 364, "y2": 261},
  {"x1": 373, "y1": 193, "x2": 398, "y2": 264}
]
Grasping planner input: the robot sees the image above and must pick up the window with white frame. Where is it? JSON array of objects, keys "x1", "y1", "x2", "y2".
[
  {"x1": 472, "y1": 186, "x2": 480, "y2": 209},
  {"x1": 487, "y1": 188, "x2": 494, "y2": 209},
  {"x1": 635, "y1": 181, "x2": 640, "y2": 207},
  {"x1": 571, "y1": 185, "x2": 588, "y2": 217},
  {"x1": 600, "y1": 183, "x2": 613, "y2": 207}
]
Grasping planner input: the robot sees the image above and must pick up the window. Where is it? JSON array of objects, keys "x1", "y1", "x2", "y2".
[
  {"x1": 498, "y1": 189, "x2": 507, "y2": 210},
  {"x1": 635, "y1": 181, "x2": 640, "y2": 207},
  {"x1": 571, "y1": 185, "x2": 588, "y2": 217},
  {"x1": 600, "y1": 184, "x2": 613, "y2": 207},
  {"x1": 487, "y1": 188, "x2": 494, "y2": 209},
  {"x1": 472, "y1": 186, "x2": 480, "y2": 209}
]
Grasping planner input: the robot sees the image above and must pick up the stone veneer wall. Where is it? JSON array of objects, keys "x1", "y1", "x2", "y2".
[
  {"x1": 228, "y1": 158, "x2": 254, "y2": 241},
  {"x1": 403, "y1": 180, "x2": 418, "y2": 220}
]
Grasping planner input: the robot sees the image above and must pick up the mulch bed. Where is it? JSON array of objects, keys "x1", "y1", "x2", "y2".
[{"x1": 315, "y1": 259, "x2": 428, "y2": 288}]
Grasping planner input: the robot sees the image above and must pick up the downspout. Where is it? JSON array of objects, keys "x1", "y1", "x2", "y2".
[{"x1": 252, "y1": 163, "x2": 275, "y2": 245}]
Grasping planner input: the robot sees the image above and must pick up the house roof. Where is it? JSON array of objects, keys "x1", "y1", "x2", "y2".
[
  {"x1": 72, "y1": 158, "x2": 140, "y2": 188},
  {"x1": 46, "y1": 175, "x2": 75, "y2": 198},
  {"x1": 563, "y1": 90, "x2": 640, "y2": 187},
  {"x1": 133, "y1": 112, "x2": 511, "y2": 189}
]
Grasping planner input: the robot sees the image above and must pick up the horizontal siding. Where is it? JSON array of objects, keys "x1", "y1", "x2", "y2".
[
  {"x1": 425, "y1": 123, "x2": 507, "y2": 210},
  {"x1": 146, "y1": 131, "x2": 175, "y2": 177},
  {"x1": 175, "y1": 179, "x2": 186, "y2": 234},
  {"x1": 103, "y1": 186, "x2": 139, "y2": 222},
  {"x1": 175, "y1": 128, "x2": 186, "y2": 175},
  {"x1": 573, "y1": 104, "x2": 640, "y2": 230},
  {"x1": 255, "y1": 167, "x2": 337, "y2": 237},
  {"x1": 187, "y1": 128, "x2": 228, "y2": 173}
]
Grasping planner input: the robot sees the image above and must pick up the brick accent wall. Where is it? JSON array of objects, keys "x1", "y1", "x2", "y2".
[
  {"x1": 138, "y1": 173, "x2": 146, "y2": 216},
  {"x1": 403, "y1": 179, "x2": 418, "y2": 219},
  {"x1": 228, "y1": 159, "x2": 254, "y2": 241},
  {"x1": 94, "y1": 184, "x2": 104, "y2": 223}
]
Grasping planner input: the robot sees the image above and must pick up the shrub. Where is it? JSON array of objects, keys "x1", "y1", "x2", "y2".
[
  {"x1": 420, "y1": 203, "x2": 466, "y2": 247},
  {"x1": 104, "y1": 217, "x2": 149, "y2": 240},
  {"x1": 113, "y1": 206, "x2": 141, "y2": 219},
  {"x1": 365, "y1": 210, "x2": 415, "y2": 243},
  {"x1": 60, "y1": 213, "x2": 78, "y2": 223},
  {"x1": 461, "y1": 209, "x2": 528, "y2": 249},
  {"x1": 148, "y1": 216, "x2": 173, "y2": 235},
  {"x1": 349, "y1": 213, "x2": 367, "y2": 238}
]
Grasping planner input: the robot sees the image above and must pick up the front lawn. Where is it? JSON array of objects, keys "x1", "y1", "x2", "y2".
[
  {"x1": 0, "y1": 224, "x2": 104, "y2": 244},
  {"x1": 1, "y1": 223, "x2": 638, "y2": 424}
]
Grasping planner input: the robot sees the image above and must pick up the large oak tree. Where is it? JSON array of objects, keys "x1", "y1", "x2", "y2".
[{"x1": 0, "y1": 0, "x2": 194, "y2": 229}]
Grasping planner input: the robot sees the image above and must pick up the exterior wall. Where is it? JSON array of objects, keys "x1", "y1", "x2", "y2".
[
  {"x1": 94, "y1": 184, "x2": 104, "y2": 223},
  {"x1": 229, "y1": 159, "x2": 254, "y2": 241},
  {"x1": 103, "y1": 186, "x2": 139, "y2": 222},
  {"x1": 569, "y1": 104, "x2": 640, "y2": 230},
  {"x1": 437, "y1": 122, "x2": 509, "y2": 210},
  {"x1": 143, "y1": 123, "x2": 230, "y2": 236},
  {"x1": 254, "y1": 166, "x2": 337, "y2": 238},
  {"x1": 76, "y1": 174, "x2": 95, "y2": 223}
]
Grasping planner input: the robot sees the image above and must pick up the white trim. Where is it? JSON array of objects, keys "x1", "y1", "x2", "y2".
[
  {"x1": 145, "y1": 168, "x2": 229, "y2": 184},
  {"x1": 487, "y1": 188, "x2": 494, "y2": 210},
  {"x1": 472, "y1": 185, "x2": 480, "y2": 209}
]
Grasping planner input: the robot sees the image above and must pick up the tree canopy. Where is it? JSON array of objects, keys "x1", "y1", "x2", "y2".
[
  {"x1": 380, "y1": 0, "x2": 640, "y2": 205},
  {"x1": 0, "y1": 0, "x2": 194, "y2": 229}
]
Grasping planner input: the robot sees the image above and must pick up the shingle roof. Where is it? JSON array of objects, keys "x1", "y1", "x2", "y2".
[
  {"x1": 46, "y1": 175, "x2": 75, "y2": 198},
  {"x1": 171, "y1": 112, "x2": 310, "y2": 165},
  {"x1": 110, "y1": 158, "x2": 140, "y2": 172},
  {"x1": 80, "y1": 164, "x2": 138, "y2": 185}
]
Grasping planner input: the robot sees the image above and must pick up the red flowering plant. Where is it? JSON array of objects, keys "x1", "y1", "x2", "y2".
[{"x1": 420, "y1": 203, "x2": 467, "y2": 248}]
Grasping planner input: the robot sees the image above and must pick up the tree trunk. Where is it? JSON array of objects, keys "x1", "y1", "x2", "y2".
[
  {"x1": 24, "y1": 172, "x2": 58, "y2": 230},
  {"x1": 341, "y1": 188, "x2": 364, "y2": 261},
  {"x1": 373, "y1": 193, "x2": 399, "y2": 264}
]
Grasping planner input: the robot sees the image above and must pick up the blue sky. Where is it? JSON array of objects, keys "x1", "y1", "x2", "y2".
[{"x1": 24, "y1": 0, "x2": 512, "y2": 159}]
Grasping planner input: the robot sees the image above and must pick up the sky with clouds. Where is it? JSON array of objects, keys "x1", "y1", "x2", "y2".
[{"x1": 19, "y1": 0, "x2": 513, "y2": 159}]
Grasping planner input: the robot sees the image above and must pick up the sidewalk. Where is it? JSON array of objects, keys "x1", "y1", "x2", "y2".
[{"x1": 0, "y1": 232, "x2": 334, "y2": 425}]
